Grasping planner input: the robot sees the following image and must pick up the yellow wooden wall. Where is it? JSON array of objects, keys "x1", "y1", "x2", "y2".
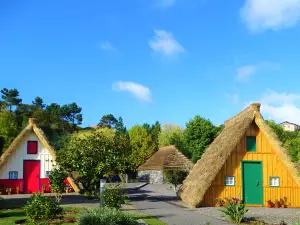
[{"x1": 202, "y1": 122, "x2": 300, "y2": 207}]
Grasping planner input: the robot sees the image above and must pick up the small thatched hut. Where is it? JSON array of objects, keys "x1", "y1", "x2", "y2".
[
  {"x1": 179, "y1": 103, "x2": 300, "y2": 208},
  {"x1": 0, "y1": 118, "x2": 79, "y2": 194},
  {"x1": 137, "y1": 145, "x2": 193, "y2": 184}
]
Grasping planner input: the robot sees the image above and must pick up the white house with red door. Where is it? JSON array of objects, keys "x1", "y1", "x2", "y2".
[{"x1": 0, "y1": 118, "x2": 79, "y2": 194}]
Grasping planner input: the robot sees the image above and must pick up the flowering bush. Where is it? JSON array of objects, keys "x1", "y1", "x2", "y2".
[
  {"x1": 219, "y1": 198, "x2": 248, "y2": 224},
  {"x1": 215, "y1": 198, "x2": 225, "y2": 206}
]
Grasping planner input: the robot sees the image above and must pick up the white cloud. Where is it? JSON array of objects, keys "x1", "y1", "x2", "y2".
[
  {"x1": 99, "y1": 41, "x2": 116, "y2": 52},
  {"x1": 112, "y1": 81, "x2": 152, "y2": 102},
  {"x1": 251, "y1": 89, "x2": 300, "y2": 124},
  {"x1": 241, "y1": 0, "x2": 300, "y2": 31},
  {"x1": 155, "y1": 0, "x2": 176, "y2": 8},
  {"x1": 236, "y1": 62, "x2": 279, "y2": 82},
  {"x1": 148, "y1": 30, "x2": 185, "y2": 57},
  {"x1": 236, "y1": 65, "x2": 257, "y2": 82}
]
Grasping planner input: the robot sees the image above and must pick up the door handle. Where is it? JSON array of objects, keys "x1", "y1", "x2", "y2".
[{"x1": 256, "y1": 181, "x2": 259, "y2": 186}]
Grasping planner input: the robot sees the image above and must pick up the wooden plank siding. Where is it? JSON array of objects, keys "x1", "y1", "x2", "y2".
[{"x1": 201, "y1": 122, "x2": 300, "y2": 207}]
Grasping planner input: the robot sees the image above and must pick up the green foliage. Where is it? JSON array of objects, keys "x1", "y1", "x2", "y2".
[
  {"x1": 292, "y1": 220, "x2": 300, "y2": 225},
  {"x1": 267, "y1": 120, "x2": 300, "y2": 162},
  {"x1": 32, "y1": 96, "x2": 45, "y2": 109},
  {"x1": 1, "y1": 88, "x2": 22, "y2": 112},
  {"x1": 49, "y1": 167, "x2": 67, "y2": 203},
  {"x1": 219, "y1": 198, "x2": 248, "y2": 224},
  {"x1": 98, "y1": 114, "x2": 119, "y2": 129},
  {"x1": 78, "y1": 207, "x2": 138, "y2": 225},
  {"x1": 24, "y1": 192, "x2": 62, "y2": 223},
  {"x1": 158, "y1": 123, "x2": 187, "y2": 154},
  {"x1": 129, "y1": 125, "x2": 156, "y2": 168},
  {"x1": 184, "y1": 115, "x2": 219, "y2": 162},
  {"x1": 163, "y1": 169, "x2": 188, "y2": 191},
  {"x1": 101, "y1": 183, "x2": 127, "y2": 209},
  {"x1": 0, "y1": 109, "x2": 18, "y2": 154},
  {"x1": 57, "y1": 128, "x2": 131, "y2": 192},
  {"x1": 266, "y1": 120, "x2": 288, "y2": 143}
]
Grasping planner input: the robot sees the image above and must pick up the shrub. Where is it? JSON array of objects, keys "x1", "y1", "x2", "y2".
[
  {"x1": 163, "y1": 169, "x2": 188, "y2": 191},
  {"x1": 78, "y1": 207, "x2": 138, "y2": 225},
  {"x1": 101, "y1": 183, "x2": 127, "y2": 209},
  {"x1": 219, "y1": 198, "x2": 248, "y2": 224},
  {"x1": 49, "y1": 167, "x2": 67, "y2": 203},
  {"x1": 24, "y1": 192, "x2": 62, "y2": 223},
  {"x1": 292, "y1": 220, "x2": 300, "y2": 225}
]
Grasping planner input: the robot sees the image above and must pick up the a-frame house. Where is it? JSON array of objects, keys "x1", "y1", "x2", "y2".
[
  {"x1": 0, "y1": 118, "x2": 79, "y2": 194},
  {"x1": 179, "y1": 103, "x2": 300, "y2": 208}
]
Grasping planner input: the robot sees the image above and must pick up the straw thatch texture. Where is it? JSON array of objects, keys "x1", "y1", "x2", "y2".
[
  {"x1": 179, "y1": 103, "x2": 300, "y2": 208},
  {"x1": 0, "y1": 118, "x2": 80, "y2": 193},
  {"x1": 137, "y1": 145, "x2": 193, "y2": 171},
  {"x1": 179, "y1": 104, "x2": 259, "y2": 208}
]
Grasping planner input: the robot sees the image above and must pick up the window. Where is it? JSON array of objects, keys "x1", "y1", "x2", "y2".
[
  {"x1": 225, "y1": 176, "x2": 235, "y2": 186},
  {"x1": 27, "y1": 141, "x2": 38, "y2": 154},
  {"x1": 45, "y1": 171, "x2": 51, "y2": 178},
  {"x1": 9, "y1": 171, "x2": 18, "y2": 180},
  {"x1": 270, "y1": 177, "x2": 280, "y2": 187},
  {"x1": 246, "y1": 136, "x2": 256, "y2": 152}
]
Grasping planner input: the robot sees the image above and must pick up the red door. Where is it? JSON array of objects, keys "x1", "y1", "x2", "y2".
[{"x1": 24, "y1": 160, "x2": 40, "y2": 193}]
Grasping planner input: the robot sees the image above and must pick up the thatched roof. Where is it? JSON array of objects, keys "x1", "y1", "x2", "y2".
[
  {"x1": 179, "y1": 103, "x2": 300, "y2": 208},
  {"x1": 0, "y1": 118, "x2": 80, "y2": 192},
  {"x1": 137, "y1": 145, "x2": 193, "y2": 171}
]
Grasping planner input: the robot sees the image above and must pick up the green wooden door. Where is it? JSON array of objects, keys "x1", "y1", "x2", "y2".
[{"x1": 242, "y1": 162, "x2": 263, "y2": 205}]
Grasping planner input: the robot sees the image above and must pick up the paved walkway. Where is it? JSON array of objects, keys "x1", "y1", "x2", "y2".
[
  {"x1": 129, "y1": 184, "x2": 300, "y2": 225},
  {"x1": 128, "y1": 185, "x2": 233, "y2": 225}
]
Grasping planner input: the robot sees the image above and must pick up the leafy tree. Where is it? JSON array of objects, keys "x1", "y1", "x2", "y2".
[
  {"x1": 61, "y1": 103, "x2": 83, "y2": 129},
  {"x1": 0, "y1": 88, "x2": 22, "y2": 112},
  {"x1": 49, "y1": 167, "x2": 67, "y2": 203},
  {"x1": 158, "y1": 123, "x2": 187, "y2": 154},
  {"x1": 32, "y1": 96, "x2": 45, "y2": 109},
  {"x1": 98, "y1": 114, "x2": 118, "y2": 129},
  {"x1": 163, "y1": 169, "x2": 188, "y2": 192},
  {"x1": 266, "y1": 120, "x2": 288, "y2": 143},
  {"x1": 0, "y1": 109, "x2": 19, "y2": 154},
  {"x1": 57, "y1": 129, "x2": 131, "y2": 192},
  {"x1": 284, "y1": 138, "x2": 300, "y2": 162},
  {"x1": 150, "y1": 121, "x2": 161, "y2": 149},
  {"x1": 129, "y1": 125, "x2": 156, "y2": 168},
  {"x1": 184, "y1": 115, "x2": 218, "y2": 162}
]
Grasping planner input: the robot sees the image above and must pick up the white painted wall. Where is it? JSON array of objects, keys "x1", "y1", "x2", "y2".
[{"x1": 0, "y1": 132, "x2": 54, "y2": 179}]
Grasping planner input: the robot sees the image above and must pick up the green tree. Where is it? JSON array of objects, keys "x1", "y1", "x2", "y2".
[
  {"x1": 129, "y1": 125, "x2": 156, "y2": 168},
  {"x1": 158, "y1": 123, "x2": 187, "y2": 154},
  {"x1": 0, "y1": 88, "x2": 22, "y2": 112},
  {"x1": 57, "y1": 129, "x2": 130, "y2": 192},
  {"x1": 98, "y1": 114, "x2": 118, "y2": 129},
  {"x1": 184, "y1": 115, "x2": 218, "y2": 162},
  {"x1": 150, "y1": 121, "x2": 161, "y2": 150},
  {"x1": 61, "y1": 103, "x2": 83, "y2": 129},
  {"x1": 0, "y1": 109, "x2": 19, "y2": 154},
  {"x1": 284, "y1": 138, "x2": 300, "y2": 162},
  {"x1": 32, "y1": 96, "x2": 45, "y2": 109},
  {"x1": 266, "y1": 120, "x2": 288, "y2": 143}
]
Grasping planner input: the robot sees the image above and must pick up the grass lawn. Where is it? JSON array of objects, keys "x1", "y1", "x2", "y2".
[
  {"x1": 132, "y1": 213, "x2": 167, "y2": 225},
  {"x1": 0, "y1": 207, "x2": 79, "y2": 225},
  {"x1": 0, "y1": 207, "x2": 166, "y2": 225}
]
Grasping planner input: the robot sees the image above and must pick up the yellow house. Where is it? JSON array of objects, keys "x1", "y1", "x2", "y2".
[{"x1": 179, "y1": 103, "x2": 300, "y2": 208}]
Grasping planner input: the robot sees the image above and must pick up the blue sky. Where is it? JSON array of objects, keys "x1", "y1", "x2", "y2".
[{"x1": 1, "y1": 0, "x2": 300, "y2": 128}]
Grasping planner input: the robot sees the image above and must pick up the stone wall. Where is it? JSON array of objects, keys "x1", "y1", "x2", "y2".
[{"x1": 138, "y1": 170, "x2": 164, "y2": 184}]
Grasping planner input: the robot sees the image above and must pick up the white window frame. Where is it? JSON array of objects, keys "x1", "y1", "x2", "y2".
[
  {"x1": 9, "y1": 171, "x2": 18, "y2": 180},
  {"x1": 225, "y1": 176, "x2": 235, "y2": 186},
  {"x1": 270, "y1": 177, "x2": 280, "y2": 187}
]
